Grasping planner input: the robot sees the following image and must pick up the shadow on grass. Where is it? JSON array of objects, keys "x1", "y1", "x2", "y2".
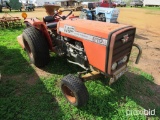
[
  {"x1": 122, "y1": 71, "x2": 160, "y2": 117},
  {"x1": 42, "y1": 54, "x2": 84, "y2": 76},
  {"x1": 79, "y1": 85, "x2": 118, "y2": 119},
  {"x1": 0, "y1": 46, "x2": 64, "y2": 119},
  {"x1": 78, "y1": 71, "x2": 160, "y2": 118}
]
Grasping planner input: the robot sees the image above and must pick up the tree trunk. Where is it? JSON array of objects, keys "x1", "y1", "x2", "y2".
[
  {"x1": 0, "y1": 5, "x2": 2, "y2": 12},
  {"x1": 0, "y1": 0, "x2": 3, "y2": 12}
]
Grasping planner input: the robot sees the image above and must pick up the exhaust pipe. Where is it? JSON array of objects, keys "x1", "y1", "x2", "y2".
[{"x1": 133, "y1": 43, "x2": 142, "y2": 64}]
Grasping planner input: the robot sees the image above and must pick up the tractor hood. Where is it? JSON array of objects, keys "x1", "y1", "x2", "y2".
[{"x1": 57, "y1": 19, "x2": 129, "y2": 40}]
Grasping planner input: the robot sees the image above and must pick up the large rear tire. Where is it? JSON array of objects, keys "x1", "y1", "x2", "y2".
[
  {"x1": 23, "y1": 27, "x2": 49, "y2": 68},
  {"x1": 61, "y1": 74, "x2": 89, "y2": 107}
]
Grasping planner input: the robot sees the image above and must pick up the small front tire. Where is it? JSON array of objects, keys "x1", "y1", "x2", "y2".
[{"x1": 61, "y1": 74, "x2": 89, "y2": 107}]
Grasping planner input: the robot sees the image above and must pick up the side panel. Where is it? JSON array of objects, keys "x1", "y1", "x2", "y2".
[
  {"x1": 58, "y1": 23, "x2": 107, "y2": 72},
  {"x1": 59, "y1": 31, "x2": 107, "y2": 72},
  {"x1": 83, "y1": 40, "x2": 107, "y2": 72}
]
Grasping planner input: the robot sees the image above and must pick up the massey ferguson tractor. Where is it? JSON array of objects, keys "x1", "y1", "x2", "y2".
[{"x1": 17, "y1": 7, "x2": 142, "y2": 107}]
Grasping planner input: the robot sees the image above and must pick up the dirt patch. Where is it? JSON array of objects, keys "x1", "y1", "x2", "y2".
[
  {"x1": 125, "y1": 71, "x2": 160, "y2": 111},
  {"x1": 118, "y1": 8, "x2": 160, "y2": 35},
  {"x1": 26, "y1": 73, "x2": 39, "y2": 85},
  {"x1": 26, "y1": 65, "x2": 52, "y2": 85},
  {"x1": 33, "y1": 66, "x2": 52, "y2": 78},
  {"x1": 130, "y1": 29, "x2": 160, "y2": 85},
  {"x1": 118, "y1": 8, "x2": 160, "y2": 85}
]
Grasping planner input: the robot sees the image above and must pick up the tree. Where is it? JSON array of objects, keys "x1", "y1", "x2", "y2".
[{"x1": 0, "y1": 0, "x2": 3, "y2": 12}]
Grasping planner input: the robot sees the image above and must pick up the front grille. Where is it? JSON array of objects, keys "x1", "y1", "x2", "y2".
[
  {"x1": 113, "y1": 29, "x2": 135, "y2": 70},
  {"x1": 113, "y1": 31, "x2": 135, "y2": 62},
  {"x1": 107, "y1": 27, "x2": 136, "y2": 74}
]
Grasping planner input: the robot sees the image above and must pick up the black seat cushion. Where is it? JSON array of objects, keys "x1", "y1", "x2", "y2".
[
  {"x1": 46, "y1": 22, "x2": 57, "y2": 29},
  {"x1": 43, "y1": 16, "x2": 55, "y2": 23}
]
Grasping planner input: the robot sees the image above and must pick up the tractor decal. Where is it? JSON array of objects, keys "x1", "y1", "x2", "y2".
[
  {"x1": 59, "y1": 25, "x2": 108, "y2": 46},
  {"x1": 121, "y1": 34, "x2": 129, "y2": 43}
]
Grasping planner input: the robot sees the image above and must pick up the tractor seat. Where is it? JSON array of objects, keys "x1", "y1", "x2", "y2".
[
  {"x1": 43, "y1": 16, "x2": 55, "y2": 23},
  {"x1": 46, "y1": 22, "x2": 57, "y2": 29}
]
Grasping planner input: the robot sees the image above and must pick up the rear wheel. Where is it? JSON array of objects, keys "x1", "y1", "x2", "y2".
[
  {"x1": 61, "y1": 74, "x2": 89, "y2": 107},
  {"x1": 23, "y1": 27, "x2": 50, "y2": 67}
]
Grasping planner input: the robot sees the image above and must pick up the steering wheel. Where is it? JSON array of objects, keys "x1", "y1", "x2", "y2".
[{"x1": 53, "y1": 10, "x2": 73, "y2": 20}]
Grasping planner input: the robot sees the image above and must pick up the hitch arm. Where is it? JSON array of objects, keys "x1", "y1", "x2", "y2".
[{"x1": 133, "y1": 43, "x2": 142, "y2": 64}]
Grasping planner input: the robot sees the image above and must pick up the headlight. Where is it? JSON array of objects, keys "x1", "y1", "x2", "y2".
[
  {"x1": 122, "y1": 56, "x2": 128, "y2": 63},
  {"x1": 112, "y1": 62, "x2": 117, "y2": 70}
]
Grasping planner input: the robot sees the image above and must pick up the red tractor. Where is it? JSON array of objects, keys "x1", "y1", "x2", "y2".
[{"x1": 18, "y1": 8, "x2": 142, "y2": 107}]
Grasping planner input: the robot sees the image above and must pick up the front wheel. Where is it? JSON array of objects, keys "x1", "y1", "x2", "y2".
[
  {"x1": 22, "y1": 27, "x2": 50, "y2": 67},
  {"x1": 61, "y1": 74, "x2": 89, "y2": 107}
]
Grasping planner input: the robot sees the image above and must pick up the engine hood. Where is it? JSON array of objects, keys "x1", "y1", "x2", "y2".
[{"x1": 57, "y1": 18, "x2": 129, "y2": 40}]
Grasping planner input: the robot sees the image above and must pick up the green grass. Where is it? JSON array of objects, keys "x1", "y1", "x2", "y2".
[
  {"x1": 0, "y1": 27, "x2": 160, "y2": 120},
  {"x1": 142, "y1": 6, "x2": 160, "y2": 11},
  {"x1": 119, "y1": 6, "x2": 160, "y2": 11}
]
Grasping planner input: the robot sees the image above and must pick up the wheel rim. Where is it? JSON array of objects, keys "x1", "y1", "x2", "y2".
[{"x1": 62, "y1": 85, "x2": 76, "y2": 104}]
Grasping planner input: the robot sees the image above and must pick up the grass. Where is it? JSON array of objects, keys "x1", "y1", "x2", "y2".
[
  {"x1": 142, "y1": 6, "x2": 160, "y2": 11},
  {"x1": 119, "y1": 6, "x2": 160, "y2": 11},
  {"x1": 0, "y1": 27, "x2": 160, "y2": 120}
]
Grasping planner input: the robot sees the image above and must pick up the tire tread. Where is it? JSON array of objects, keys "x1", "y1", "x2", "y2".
[
  {"x1": 23, "y1": 27, "x2": 49, "y2": 67},
  {"x1": 61, "y1": 74, "x2": 89, "y2": 107}
]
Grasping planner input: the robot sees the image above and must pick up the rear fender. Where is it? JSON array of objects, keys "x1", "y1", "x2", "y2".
[{"x1": 24, "y1": 18, "x2": 41, "y2": 26}]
